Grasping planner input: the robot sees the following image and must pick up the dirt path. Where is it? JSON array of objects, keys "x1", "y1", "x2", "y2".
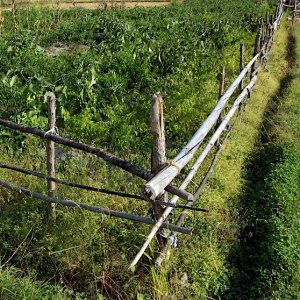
[
  {"x1": 1, "y1": 1, "x2": 170, "y2": 11},
  {"x1": 63, "y1": 1, "x2": 170, "y2": 9}
]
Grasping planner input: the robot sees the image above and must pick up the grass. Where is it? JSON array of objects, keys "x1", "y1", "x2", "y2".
[
  {"x1": 161, "y1": 17, "x2": 293, "y2": 299},
  {"x1": 221, "y1": 22, "x2": 300, "y2": 299}
]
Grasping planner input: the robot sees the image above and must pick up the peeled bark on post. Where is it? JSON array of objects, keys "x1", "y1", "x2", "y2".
[
  {"x1": 47, "y1": 94, "x2": 56, "y2": 219},
  {"x1": 150, "y1": 92, "x2": 168, "y2": 249}
]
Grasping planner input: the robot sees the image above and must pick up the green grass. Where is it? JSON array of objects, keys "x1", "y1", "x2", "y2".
[
  {"x1": 0, "y1": 266, "x2": 84, "y2": 300},
  {"x1": 221, "y1": 22, "x2": 300, "y2": 299}
]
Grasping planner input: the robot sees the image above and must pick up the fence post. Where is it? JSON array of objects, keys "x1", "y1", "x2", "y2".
[
  {"x1": 215, "y1": 66, "x2": 225, "y2": 145},
  {"x1": 47, "y1": 94, "x2": 56, "y2": 220},
  {"x1": 293, "y1": 0, "x2": 297, "y2": 24},
  {"x1": 11, "y1": 0, "x2": 17, "y2": 30},
  {"x1": 239, "y1": 44, "x2": 245, "y2": 92},
  {"x1": 150, "y1": 92, "x2": 168, "y2": 251},
  {"x1": 251, "y1": 21, "x2": 262, "y2": 79}
]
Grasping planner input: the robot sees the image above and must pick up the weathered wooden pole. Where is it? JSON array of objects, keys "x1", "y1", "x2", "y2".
[
  {"x1": 150, "y1": 92, "x2": 168, "y2": 250},
  {"x1": 215, "y1": 66, "x2": 225, "y2": 145},
  {"x1": 260, "y1": 19, "x2": 265, "y2": 50},
  {"x1": 266, "y1": 12, "x2": 270, "y2": 41},
  {"x1": 293, "y1": 0, "x2": 297, "y2": 24},
  {"x1": 251, "y1": 21, "x2": 262, "y2": 79},
  {"x1": 239, "y1": 45, "x2": 245, "y2": 92},
  {"x1": 47, "y1": 94, "x2": 56, "y2": 219},
  {"x1": 0, "y1": 6, "x2": 4, "y2": 34},
  {"x1": 11, "y1": 0, "x2": 17, "y2": 30}
]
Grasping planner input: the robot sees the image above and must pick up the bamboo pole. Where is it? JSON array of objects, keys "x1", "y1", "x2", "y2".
[
  {"x1": 0, "y1": 180, "x2": 191, "y2": 235},
  {"x1": 129, "y1": 77, "x2": 258, "y2": 269},
  {"x1": 0, "y1": 118, "x2": 193, "y2": 202},
  {"x1": 143, "y1": 53, "x2": 260, "y2": 201},
  {"x1": 47, "y1": 93, "x2": 56, "y2": 219},
  {"x1": 150, "y1": 93, "x2": 168, "y2": 249}
]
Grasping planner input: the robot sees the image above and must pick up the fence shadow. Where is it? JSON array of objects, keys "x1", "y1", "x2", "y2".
[{"x1": 221, "y1": 26, "x2": 296, "y2": 299}]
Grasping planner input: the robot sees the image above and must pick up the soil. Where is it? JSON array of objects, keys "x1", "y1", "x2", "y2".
[{"x1": 1, "y1": 1, "x2": 171, "y2": 10}]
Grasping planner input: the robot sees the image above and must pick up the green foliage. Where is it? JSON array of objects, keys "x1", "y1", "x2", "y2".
[
  {"x1": 0, "y1": 266, "x2": 84, "y2": 300},
  {"x1": 0, "y1": 0, "x2": 277, "y2": 154}
]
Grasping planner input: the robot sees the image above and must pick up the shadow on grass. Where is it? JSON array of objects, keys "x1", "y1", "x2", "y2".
[{"x1": 221, "y1": 27, "x2": 296, "y2": 300}]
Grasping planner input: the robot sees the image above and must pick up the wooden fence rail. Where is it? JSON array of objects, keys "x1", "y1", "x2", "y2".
[
  {"x1": 0, "y1": 180, "x2": 191, "y2": 234},
  {"x1": 0, "y1": 118, "x2": 193, "y2": 202}
]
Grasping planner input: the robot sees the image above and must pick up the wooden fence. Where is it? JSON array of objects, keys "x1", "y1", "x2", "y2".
[
  {"x1": 283, "y1": 0, "x2": 300, "y2": 22},
  {"x1": 0, "y1": 1, "x2": 284, "y2": 269}
]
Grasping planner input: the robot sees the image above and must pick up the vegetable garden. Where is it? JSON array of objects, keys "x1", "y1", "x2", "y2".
[{"x1": 0, "y1": 0, "x2": 287, "y2": 299}]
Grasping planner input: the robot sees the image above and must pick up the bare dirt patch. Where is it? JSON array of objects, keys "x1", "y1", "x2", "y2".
[
  {"x1": 1, "y1": 1, "x2": 171, "y2": 10},
  {"x1": 60, "y1": 1, "x2": 170, "y2": 9}
]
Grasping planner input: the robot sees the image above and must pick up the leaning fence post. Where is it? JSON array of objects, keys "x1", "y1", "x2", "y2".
[
  {"x1": 47, "y1": 93, "x2": 56, "y2": 219},
  {"x1": 215, "y1": 66, "x2": 225, "y2": 146},
  {"x1": 150, "y1": 92, "x2": 168, "y2": 251},
  {"x1": 239, "y1": 44, "x2": 245, "y2": 92},
  {"x1": 251, "y1": 21, "x2": 262, "y2": 79}
]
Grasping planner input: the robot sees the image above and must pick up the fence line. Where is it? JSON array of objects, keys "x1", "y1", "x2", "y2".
[
  {"x1": 0, "y1": 1, "x2": 285, "y2": 269},
  {"x1": 129, "y1": 76, "x2": 258, "y2": 268},
  {"x1": 129, "y1": 2, "x2": 284, "y2": 268}
]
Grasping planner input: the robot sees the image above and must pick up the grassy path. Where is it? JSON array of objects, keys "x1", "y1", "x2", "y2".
[{"x1": 221, "y1": 22, "x2": 300, "y2": 300}]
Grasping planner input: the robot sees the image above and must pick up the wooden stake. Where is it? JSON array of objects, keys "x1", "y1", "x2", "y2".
[
  {"x1": 239, "y1": 44, "x2": 245, "y2": 92},
  {"x1": 47, "y1": 94, "x2": 56, "y2": 219},
  {"x1": 215, "y1": 66, "x2": 225, "y2": 145},
  {"x1": 260, "y1": 19, "x2": 265, "y2": 49},
  {"x1": 293, "y1": 0, "x2": 297, "y2": 24},
  {"x1": 150, "y1": 92, "x2": 168, "y2": 250},
  {"x1": 11, "y1": 0, "x2": 17, "y2": 30},
  {"x1": 251, "y1": 22, "x2": 262, "y2": 79}
]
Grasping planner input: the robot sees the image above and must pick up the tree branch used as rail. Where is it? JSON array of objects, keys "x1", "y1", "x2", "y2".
[
  {"x1": 0, "y1": 180, "x2": 191, "y2": 235},
  {"x1": 0, "y1": 118, "x2": 193, "y2": 202},
  {"x1": 0, "y1": 163, "x2": 206, "y2": 212}
]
